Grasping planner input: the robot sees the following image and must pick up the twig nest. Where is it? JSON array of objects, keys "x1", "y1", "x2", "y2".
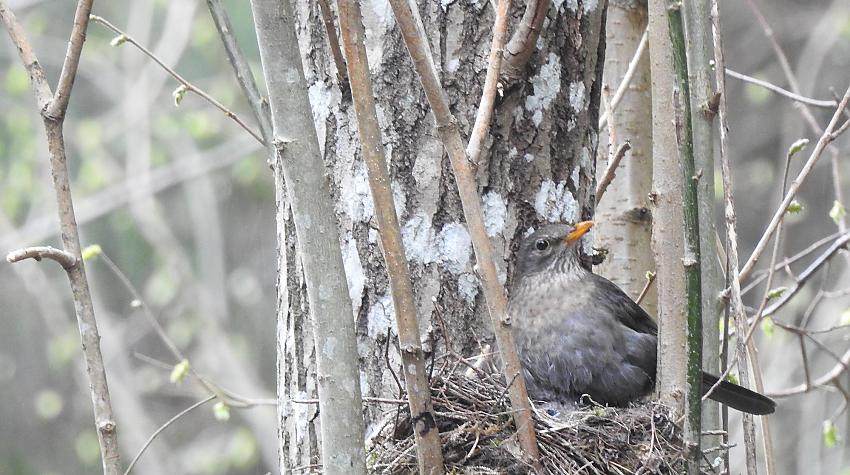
[{"x1": 367, "y1": 359, "x2": 688, "y2": 474}]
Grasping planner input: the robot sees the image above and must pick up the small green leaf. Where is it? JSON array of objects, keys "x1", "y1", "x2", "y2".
[
  {"x1": 786, "y1": 200, "x2": 804, "y2": 214},
  {"x1": 172, "y1": 84, "x2": 189, "y2": 107},
  {"x1": 81, "y1": 244, "x2": 102, "y2": 261},
  {"x1": 786, "y1": 138, "x2": 810, "y2": 159},
  {"x1": 761, "y1": 316, "x2": 775, "y2": 337},
  {"x1": 823, "y1": 420, "x2": 839, "y2": 448},
  {"x1": 213, "y1": 401, "x2": 231, "y2": 421},
  {"x1": 726, "y1": 373, "x2": 738, "y2": 385},
  {"x1": 170, "y1": 359, "x2": 190, "y2": 384},
  {"x1": 109, "y1": 34, "x2": 129, "y2": 47},
  {"x1": 830, "y1": 200, "x2": 846, "y2": 224},
  {"x1": 645, "y1": 271, "x2": 656, "y2": 281},
  {"x1": 766, "y1": 287, "x2": 787, "y2": 300}
]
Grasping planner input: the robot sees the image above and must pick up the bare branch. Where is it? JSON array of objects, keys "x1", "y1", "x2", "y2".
[
  {"x1": 123, "y1": 395, "x2": 216, "y2": 475},
  {"x1": 0, "y1": 1, "x2": 52, "y2": 109},
  {"x1": 466, "y1": 0, "x2": 512, "y2": 163},
  {"x1": 89, "y1": 15, "x2": 264, "y2": 145},
  {"x1": 598, "y1": 29, "x2": 649, "y2": 131},
  {"x1": 725, "y1": 68, "x2": 838, "y2": 109},
  {"x1": 316, "y1": 0, "x2": 349, "y2": 93},
  {"x1": 739, "y1": 85, "x2": 850, "y2": 282},
  {"x1": 710, "y1": 2, "x2": 758, "y2": 472},
  {"x1": 1, "y1": 1, "x2": 122, "y2": 473},
  {"x1": 501, "y1": 0, "x2": 549, "y2": 80},
  {"x1": 6, "y1": 246, "x2": 78, "y2": 269},
  {"x1": 595, "y1": 142, "x2": 631, "y2": 203},
  {"x1": 47, "y1": 0, "x2": 94, "y2": 118},
  {"x1": 205, "y1": 0, "x2": 273, "y2": 145}
]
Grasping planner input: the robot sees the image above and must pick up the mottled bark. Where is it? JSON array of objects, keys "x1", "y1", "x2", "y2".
[{"x1": 282, "y1": 0, "x2": 606, "y2": 466}]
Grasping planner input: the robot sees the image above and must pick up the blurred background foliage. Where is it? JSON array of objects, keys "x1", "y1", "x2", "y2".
[{"x1": 0, "y1": 0, "x2": 849, "y2": 473}]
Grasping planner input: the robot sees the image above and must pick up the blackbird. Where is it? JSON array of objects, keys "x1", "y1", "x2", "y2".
[{"x1": 509, "y1": 221, "x2": 776, "y2": 415}]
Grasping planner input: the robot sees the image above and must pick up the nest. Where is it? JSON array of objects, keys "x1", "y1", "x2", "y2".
[{"x1": 367, "y1": 358, "x2": 690, "y2": 474}]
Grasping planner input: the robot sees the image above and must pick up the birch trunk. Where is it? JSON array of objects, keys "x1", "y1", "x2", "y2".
[
  {"x1": 278, "y1": 0, "x2": 607, "y2": 467},
  {"x1": 594, "y1": 1, "x2": 656, "y2": 316}
]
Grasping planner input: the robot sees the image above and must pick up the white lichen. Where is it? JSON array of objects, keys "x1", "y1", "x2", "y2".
[
  {"x1": 402, "y1": 214, "x2": 472, "y2": 274},
  {"x1": 392, "y1": 181, "x2": 407, "y2": 219},
  {"x1": 366, "y1": 293, "x2": 397, "y2": 339},
  {"x1": 534, "y1": 180, "x2": 579, "y2": 223},
  {"x1": 341, "y1": 161, "x2": 375, "y2": 223},
  {"x1": 458, "y1": 273, "x2": 479, "y2": 303},
  {"x1": 482, "y1": 191, "x2": 507, "y2": 237},
  {"x1": 569, "y1": 81, "x2": 586, "y2": 111},
  {"x1": 437, "y1": 223, "x2": 472, "y2": 274},
  {"x1": 525, "y1": 53, "x2": 562, "y2": 127},
  {"x1": 401, "y1": 212, "x2": 436, "y2": 264},
  {"x1": 583, "y1": 0, "x2": 598, "y2": 12},
  {"x1": 342, "y1": 237, "x2": 365, "y2": 312},
  {"x1": 524, "y1": 153, "x2": 535, "y2": 163},
  {"x1": 308, "y1": 80, "x2": 335, "y2": 155}
]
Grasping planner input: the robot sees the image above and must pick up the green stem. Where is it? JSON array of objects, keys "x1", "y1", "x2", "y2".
[{"x1": 667, "y1": 1, "x2": 703, "y2": 471}]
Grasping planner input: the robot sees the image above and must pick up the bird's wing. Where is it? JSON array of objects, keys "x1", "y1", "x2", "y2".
[{"x1": 588, "y1": 273, "x2": 658, "y2": 336}]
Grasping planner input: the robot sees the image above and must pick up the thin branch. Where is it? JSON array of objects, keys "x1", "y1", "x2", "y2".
[
  {"x1": 466, "y1": 0, "x2": 512, "y2": 162},
  {"x1": 204, "y1": 0, "x2": 273, "y2": 145},
  {"x1": 501, "y1": 0, "x2": 550, "y2": 80},
  {"x1": 738, "y1": 85, "x2": 850, "y2": 282},
  {"x1": 316, "y1": 0, "x2": 349, "y2": 93},
  {"x1": 725, "y1": 68, "x2": 838, "y2": 109},
  {"x1": 336, "y1": 0, "x2": 444, "y2": 470},
  {"x1": 768, "y1": 347, "x2": 850, "y2": 397},
  {"x1": 384, "y1": 0, "x2": 541, "y2": 467},
  {"x1": 0, "y1": 0, "x2": 52, "y2": 108},
  {"x1": 123, "y1": 395, "x2": 216, "y2": 475},
  {"x1": 598, "y1": 29, "x2": 649, "y2": 131},
  {"x1": 6, "y1": 246, "x2": 78, "y2": 269},
  {"x1": 635, "y1": 271, "x2": 656, "y2": 305},
  {"x1": 89, "y1": 15, "x2": 264, "y2": 145},
  {"x1": 1, "y1": 1, "x2": 122, "y2": 473},
  {"x1": 710, "y1": 2, "x2": 758, "y2": 472},
  {"x1": 595, "y1": 142, "x2": 631, "y2": 202},
  {"x1": 741, "y1": 231, "x2": 844, "y2": 295},
  {"x1": 47, "y1": 0, "x2": 94, "y2": 118}
]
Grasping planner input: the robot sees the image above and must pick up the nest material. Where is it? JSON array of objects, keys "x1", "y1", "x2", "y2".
[{"x1": 367, "y1": 359, "x2": 688, "y2": 474}]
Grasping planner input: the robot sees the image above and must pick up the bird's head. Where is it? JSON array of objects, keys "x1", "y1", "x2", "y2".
[{"x1": 512, "y1": 221, "x2": 594, "y2": 283}]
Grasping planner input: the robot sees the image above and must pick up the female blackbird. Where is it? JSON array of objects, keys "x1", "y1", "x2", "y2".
[{"x1": 509, "y1": 221, "x2": 775, "y2": 415}]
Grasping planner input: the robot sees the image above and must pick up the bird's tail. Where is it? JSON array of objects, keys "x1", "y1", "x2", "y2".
[{"x1": 701, "y1": 372, "x2": 776, "y2": 415}]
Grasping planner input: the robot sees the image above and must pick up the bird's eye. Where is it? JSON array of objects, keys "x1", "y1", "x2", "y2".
[{"x1": 534, "y1": 239, "x2": 549, "y2": 251}]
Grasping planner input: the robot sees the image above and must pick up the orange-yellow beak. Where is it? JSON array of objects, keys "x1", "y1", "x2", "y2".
[{"x1": 564, "y1": 221, "x2": 594, "y2": 244}]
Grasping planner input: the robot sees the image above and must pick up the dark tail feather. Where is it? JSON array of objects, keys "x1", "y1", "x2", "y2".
[{"x1": 701, "y1": 372, "x2": 776, "y2": 415}]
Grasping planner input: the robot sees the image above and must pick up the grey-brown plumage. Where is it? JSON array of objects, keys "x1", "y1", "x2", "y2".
[{"x1": 509, "y1": 222, "x2": 776, "y2": 415}]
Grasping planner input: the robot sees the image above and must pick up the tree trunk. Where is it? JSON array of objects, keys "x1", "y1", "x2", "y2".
[
  {"x1": 279, "y1": 0, "x2": 607, "y2": 466},
  {"x1": 594, "y1": 1, "x2": 656, "y2": 316},
  {"x1": 646, "y1": 0, "x2": 688, "y2": 413}
]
